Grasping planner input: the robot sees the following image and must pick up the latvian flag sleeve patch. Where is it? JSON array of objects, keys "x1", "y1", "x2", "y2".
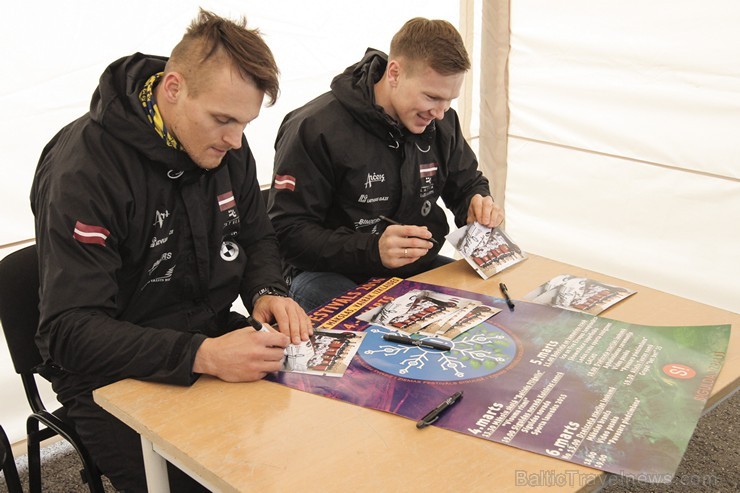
[
  {"x1": 73, "y1": 221, "x2": 110, "y2": 246},
  {"x1": 274, "y1": 174, "x2": 296, "y2": 191},
  {"x1": 217, "y1": 191, "x2": 236, "y2": 211}
]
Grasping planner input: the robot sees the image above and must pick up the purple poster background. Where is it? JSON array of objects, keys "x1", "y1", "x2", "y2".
[{"x1": 268, "y1": 278, "x2": 730, "y2": 482}]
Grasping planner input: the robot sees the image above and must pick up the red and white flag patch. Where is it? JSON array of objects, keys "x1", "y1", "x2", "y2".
[
  {"x1": 73, "y1": 221, "x2": 110, "y2": 246},
  {"x1": 419, "y1": 162, "x2": 438, "y2": 177},
  {"x1": 217, "y1": 191, "x2": 236, "y2": 211},
  {"x1": 274, "y1": 174, "x2": 296, "y2": 191}
]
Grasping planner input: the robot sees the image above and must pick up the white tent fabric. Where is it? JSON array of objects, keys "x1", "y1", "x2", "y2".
[
  {"x1": 478, "y1": 0, "x2": 510, "y2": 209},
  {"x1": 0, "y1": 0, "x2": 460, "y2": 444},
  {"x1": 481, "y1": 0, "x2": 740, "y2": 313},
  {"x1": 0, "y1": 0, "x2": 459, "y2": 246}
]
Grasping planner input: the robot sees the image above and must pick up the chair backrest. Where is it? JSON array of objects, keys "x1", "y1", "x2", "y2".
[
  {"x1": 1, "y1": 244, "x2": 104, "y2": 492},
  {"x1": 0, "y1": 244, "x2": 43, "y2": 375}
]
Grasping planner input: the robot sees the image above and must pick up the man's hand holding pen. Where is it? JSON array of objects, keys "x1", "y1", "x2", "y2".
[
  {"x1": 192, "y1": 325, "x2": 289, "y2": 382},
  {"x1": 378, "y1": 218, "x2": 436, "y2": 268}
]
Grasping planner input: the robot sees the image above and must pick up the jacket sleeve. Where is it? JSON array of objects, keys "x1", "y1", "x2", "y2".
[
  {"x1": 439, "y1": 111, "x2": 492, "y2": 227},
  {"x1": 233, "y1": 145, "x2": 290, "y2": 309},
  {"x1": 269, "y1": 113, "x2": 380, "y2": 275},
  {"x1": 31, "y1": 135, "x2": 204, "y2": 387}
]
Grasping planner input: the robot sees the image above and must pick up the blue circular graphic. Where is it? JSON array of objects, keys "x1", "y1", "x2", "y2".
[{"x1": 359, "y1": 322, "x2": 518, "y2": 382}]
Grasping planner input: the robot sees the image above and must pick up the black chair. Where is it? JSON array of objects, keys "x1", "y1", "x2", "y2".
[
  {"x1": 1, "y1": 423, "x2": 23, "y2": 493},
  {"x1": 0, "y1": 244, "x2": 104, "y2": 493}
]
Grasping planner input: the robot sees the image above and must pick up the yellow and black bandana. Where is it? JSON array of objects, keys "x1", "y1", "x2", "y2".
[{"x1": 139, "y1": 73, "x2": 182, "y2": 150}]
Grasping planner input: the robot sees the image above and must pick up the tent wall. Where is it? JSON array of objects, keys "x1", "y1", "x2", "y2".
[
  {"x1": 479, "y1": 0, "x2": 511, "y2": 208},
  {"x1": 0, "y1": 0, "x2": 459, "y2": 246},
  {"x1": 0, "y1": 0, "x2": 460, "y2": 445},
  {"x1": 481, "y1": 0, "x2": 740, "y2": 313}
]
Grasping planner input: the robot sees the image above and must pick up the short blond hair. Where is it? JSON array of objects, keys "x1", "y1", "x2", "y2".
[{"x1": 389, "y1": 17, "x2": 470, "y2": 75}]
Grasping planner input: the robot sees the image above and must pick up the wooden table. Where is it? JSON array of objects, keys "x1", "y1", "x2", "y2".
[{"x1": 94, "y1": 254, "x2": 738, "y2": 492}]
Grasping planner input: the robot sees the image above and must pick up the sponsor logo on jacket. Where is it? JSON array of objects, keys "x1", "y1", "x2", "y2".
[
  {"x1": 141, "y1": 251, "x2": 176, "y2": 290},
  {"x1": 148, "y1": 252, "x2": 173, "y2": 275},
  {"x1": 217, "y1": 190, "x2": 240, "y2": 232},
  {"x1": 220, "y1": 240, "x2": 239, "y2": 261},
  {"x1": 419, "y1": 162, "x2": 438, "y2": 198},
  {"x1": 354, "y1": 217, "x2": 382, "y2": 231},
  {"x1": 364, "y1": 172, "x2": 385, "y2": 189},
  {"x1": 358, "y1": 194, "x2": 389, "y2": 203},
  {"x1": 153, "y1": 210, "x2": 170, "y2": 229},
  {"x1": 150, "y1": 229, "x2": 174, "y2": 248}
]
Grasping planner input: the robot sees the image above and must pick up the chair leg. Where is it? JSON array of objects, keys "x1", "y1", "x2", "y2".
[
  {"x1": 25, "y1": 414, "x2": 105, "y2": 493},
  {"x1": 26, "y1": 419, "x2": 43, "y2": 493},
  {"x1": 1, "y1": 425, "x2": 23, "y2": 493},
  {"x1": 73, "y1": 447, "x2": 105, "y2": 493},
  {"x1": 2, "y1": 458, "x2": 23, "y2": 493}
]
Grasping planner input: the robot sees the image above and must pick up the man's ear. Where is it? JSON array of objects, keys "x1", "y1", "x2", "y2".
[
  {"x1": 159, "y1": 72, "x2": 184, "y2": 103},
  {"x1": 386, "y1": 59, "x2": 401, "y2": 87}
]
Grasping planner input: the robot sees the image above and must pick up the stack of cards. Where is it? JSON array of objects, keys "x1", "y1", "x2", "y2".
[
  {"x1": 357, "y1": 289, "x2": 500, "y2": 340},
  {"x1": 446, "y1": 222, "x2": 527, "y2": 279}
]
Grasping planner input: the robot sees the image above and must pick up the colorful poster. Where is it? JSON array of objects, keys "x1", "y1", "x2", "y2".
[{"x1": 268, "y1": 278, "x2": 730, "y2": 483}]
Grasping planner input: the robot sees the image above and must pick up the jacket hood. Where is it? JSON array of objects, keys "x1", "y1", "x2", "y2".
[
  {"x1": 330, "y1": 48, "x2": 434, "y2": 146},
  {"x1": 89, "y1": 53, "x2": 199, "y2": 172}
]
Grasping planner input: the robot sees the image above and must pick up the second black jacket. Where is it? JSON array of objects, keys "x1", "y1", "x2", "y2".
[{"x1": 269, "y1": 49, "x2": 491, "y2": 282}]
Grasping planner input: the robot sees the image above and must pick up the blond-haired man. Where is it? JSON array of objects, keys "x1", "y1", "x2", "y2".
[{"x1": 270, "y1": 17, "x2": 504, "y2": 311}]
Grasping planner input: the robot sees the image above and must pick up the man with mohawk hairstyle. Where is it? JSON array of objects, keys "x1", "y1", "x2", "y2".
[{"x1": 31, "y1": 10, "x2": 311, "y2": 491}]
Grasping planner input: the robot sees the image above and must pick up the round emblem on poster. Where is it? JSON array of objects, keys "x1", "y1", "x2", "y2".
[
  {"x1": 359, "y1": 322, "x2": 519, "y2": 382},
  {"x1": 662, "y1": 363, "x2": 696, "y2": 380},
  {"x1": 220, "y1": 240, "x2": 239, "y2": 261}
]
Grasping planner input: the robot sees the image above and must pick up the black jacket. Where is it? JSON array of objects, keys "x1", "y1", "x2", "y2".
[
  {"x1": 30, "y1": 53, "x2": 287, "y2": 403},
  {"x1": 269, "y1": 49, "x2": 490, "y2": 282}
]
